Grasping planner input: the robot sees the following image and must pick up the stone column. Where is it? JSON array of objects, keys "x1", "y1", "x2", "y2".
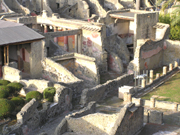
[
  {"x1": 53, "y1": 26, "x2": 57, "y2": 43},
  {"x1": 141, "y1": 79, "x2": 146, "y2": 88},
  {"x1": 169, "y1": 63, "x2": 173, "y2": 71},
  {"x1": 156, "y1": 73, "x2": 160, "y2": 79},
  {"x1": 149, "y1": 70, "x2": 153, "y2": 83},
  {"x1": 64, "y1": 28, "x2": 68, "y2": 51},
  {"x1": 174, "y1": 61, "x2": 178, "y2": 68},
  {"x1": 150, "y1": 97, "x2": 155, "y2": 108},
  {"x1": 163, "y1": 66, "x2": 167, "y2": 75}
]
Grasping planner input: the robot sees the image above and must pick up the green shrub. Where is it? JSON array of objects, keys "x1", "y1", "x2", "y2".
[
  {"x1": 0, "y1": 80, "x2": 11, "y2": 86},
  {"x1": 159, "y1": 13, "x2": 180, "y2": 40},
  {"x1": 7, "y1": 83, "x2": 24, "y2": 92},
  {"x1": 0, "y1": 89, "x2": 9, "y2": 98},
  {"x1": 0, "y1": 99, "x2": 15, "y2": 118},
  {"x1": 0, "y1": 85, "x2": 12, "y2": 93},
  {"x1": 11, "y1": 97, "x2": 25, "y2": 106},
  {"x1": 43, "y1": 87, "x2": 56, "y2": 102},
  {"x1": 26, "y1": 91, "x2": 43, "y2": 102}
]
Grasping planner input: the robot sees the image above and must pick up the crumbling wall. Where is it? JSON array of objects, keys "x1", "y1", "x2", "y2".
[
  {"x1": 41, "y1": 57, "x2": 81, "y2": 83},
  {"x1": 163, "y1": 40, "x2": 180, "y2": 65},
  {"x1": 84, "y1": 0, "x2": 106, "y2": 17},
  {"x1": 3, "y1": 0, "x2": 30, "y2": 15},
  {"x1": 51, "y1": 53, "x2": 100, "y2": 86},
  {"x1": 80, "y1": 73, "x2": 134, "y2": 106},
  {"x1": 2, "y1": 66, "x2": 22, "y2": 82},
  {"x1": 104, "y1": 34, "x2": 130, "y2": 66},
  {"x1": 63, "y1": 1, "x2": 90, "y2": 19},
  {"x1": 14, "y1": 85, "x2": 72, "y2": 132},
  {"x1": 134, "y1": 12, "x2": 159, "y2": 50},
  {"x1": 55, "y1": 101, "x2": 96, "y2": 135},
  {"x1": 128, "y1": 22, "x2": 170, "y2": 73},
  {"x1": 55, "y1": 103, "x2": 143, "y2": 135},
  {"x1": 36, "y1": 0, "x2": 53, "y2": 16},
  {"x1": 104, "y1": 0, "x2": 123, "y2": 10}
]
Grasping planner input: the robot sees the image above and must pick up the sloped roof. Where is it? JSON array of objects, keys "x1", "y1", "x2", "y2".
[{"x1": 0, "y1": 20, "x2": 44, "y2": 46}]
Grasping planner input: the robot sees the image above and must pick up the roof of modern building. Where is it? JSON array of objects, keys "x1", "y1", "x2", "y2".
[{"x1": 0, "y1": 20, "x2": 44, "y2": 46}]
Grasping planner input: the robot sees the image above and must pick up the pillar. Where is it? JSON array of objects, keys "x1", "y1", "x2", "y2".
[
  {"x1": 174, "y1": 61, "x2": 178, "y2": 68},
  {"x1": 75, "y1": 35, "x2": 78, "y2": 53},
  {"x1": 156, "y1": 73, "x2": 160, "y2": 79},
  {"x1": 149, "y1": 70, "x2": 153, "y2": 83},
  {"x1": 150, "y1": 97, "x2": 155, "y2": 108},
  {"x1": 163, "y1": 66, "x2": 167, "y2": 75},
  {"x1": 141, "y1": 79, "x2": 146, "y2": 88},
  {"x1": 53, "y1": 26, "x2": 57, "y2": 43},
  {"x1": 169, "y1": 63, "x2": 173, "y2": 71},
  {"x1": 43, "y1": 25, "x2": 48, "y2": 33},
  {"x1": 64, "y1": 28, "x2": 68, "y2": 51},
  {"x1": 78, "y1": 34, "x2": 82, "y2": 53}
]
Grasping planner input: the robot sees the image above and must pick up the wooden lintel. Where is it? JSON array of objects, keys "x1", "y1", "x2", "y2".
[
  {"x1": 110, "y1": 14, "x2": 134, "y2": 21},
  {"x1": 45, "y1": 29, "x2": 82, "y2": 38}
]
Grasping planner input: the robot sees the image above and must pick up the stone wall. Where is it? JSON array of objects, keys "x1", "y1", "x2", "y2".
[
  {"x1": 51, "y1": 53, "x2": 100, "y2": 86},
  {"x1": 63, "y1": 1, "x2": 90, "y2": 19},
  {"x1": 41, "y1": 57, "x2": 81, "y2": 83},
  {"x1": 134, "y1": 11, "x2": 159, "y2": 50},
  {"x1": 5, "y1": 85, "x2": 72, "y2": 135},
  {"x1": 104, "y1": 34, "x2": 130, "y2": 66},
  {"x1": 142, "y1": 98, "x2": 180, "y2": 111},
  {"x1": 111, "y1": 103, "x2": 143, "y2": 135},
  {"x1": 80, "y1": 73, "x2": 134, "y2": 106},
  {"x1": 55, "y1": 101, "x2": 96, "y2": 135},
  {"x1": 84, "y1": 0, "x2": 106, "y2": 17},
  {"x1": 164, "y1": 40, "x2": 180, "y2": 65},
  {"x1": 2, "y1": 66, "x2": 22, "y2": 82},
  {"x1": 3, "y1": 0, "x2": 30, "y2": 15},
  {"x1": 128, "y1": 22, "x2": 170, "y2": 73},
  {"x1": 55, "y1": 103, "x2": 143, "y2": 135},
  {"x1": 104, "y1": 0, "x2": 123, "y2": 10}
]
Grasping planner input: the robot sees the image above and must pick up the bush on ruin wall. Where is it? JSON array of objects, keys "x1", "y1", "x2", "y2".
[
  {"x1": 26, "y1": 91, "x2": 43, "y2": 102},
  {"x1": 43, "y1": 87, "x2": 56, "y2": 102},
  {"x1": 11, "y1": 97, "x2": 25, "y2": 106},
  {"x1": 0, "y1": 80, "x2": 11, "y2": 86},
  {"x1": 7, "y1": 82, "x2": 24, "y2": 93},
  {"x1": 0, "y1": 99, "x2": 15, "y2": 118},
  {"x1": 0, "y1": 89, "x2": 9, "y2": 98}
]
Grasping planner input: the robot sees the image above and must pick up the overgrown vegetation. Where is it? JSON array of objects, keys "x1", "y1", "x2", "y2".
[
  {"x1": 0, "y1": 80, "x2": 11, "y2": 86},
  {"x1": 26, "y1": 91, "x2": 43, "y2": 102},
  {"x1": 0, "y1": 99, "x2": 15, "y2": 118},
  {"x1": 159, "y1": 13, "x2": 180, "y2": 40},
  {"x1": 7, "y1": 82, "x2": 24, "y2": 92},
  {"x1": 11, "y1": 97, "x2": 25, "y2": 106},
  {"x1": 43, "y1": 87, "x2": 56, "y2": 102}
]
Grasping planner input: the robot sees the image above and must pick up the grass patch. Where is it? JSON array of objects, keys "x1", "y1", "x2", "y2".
[{"x1": 142, "y1": 72, "x2": 180, "y2": 103}]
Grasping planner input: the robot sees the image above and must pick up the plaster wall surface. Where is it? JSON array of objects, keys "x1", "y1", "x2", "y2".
[{"x1": 30, "y1": 40, "x2": 45, "y2": 78}]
